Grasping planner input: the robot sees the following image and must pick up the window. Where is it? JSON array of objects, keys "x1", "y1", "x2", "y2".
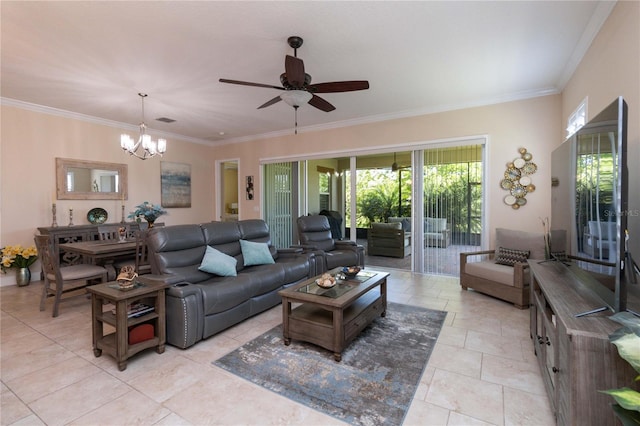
[
  {"x1": 317, "y1": 166, "x2": 333, "y2": 211},
  {"x1": 567, "y1": 98, "x2": 588, "y2": 137}
]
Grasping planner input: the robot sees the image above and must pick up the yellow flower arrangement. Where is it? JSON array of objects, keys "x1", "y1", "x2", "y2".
[{"x1": 1, "y1": 245, "x2": 38, "y2": 273}]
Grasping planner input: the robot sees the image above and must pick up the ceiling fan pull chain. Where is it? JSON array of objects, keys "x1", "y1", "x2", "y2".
[{"x1": 294, "y1": 106, "x2": 298, "y2": 134}]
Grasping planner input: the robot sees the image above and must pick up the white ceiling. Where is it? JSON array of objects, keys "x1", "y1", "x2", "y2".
[{"x1": 1, "y1": 1, "x2": 613, "y2": 145}]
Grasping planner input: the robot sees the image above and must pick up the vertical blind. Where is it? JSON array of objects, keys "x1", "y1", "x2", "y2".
[
  {"x1": 263, "y1": 162, "x2": 294, "y2": 249},
  {"x1": 423, "y1": 144, "x2": 483, "y2": 275}
]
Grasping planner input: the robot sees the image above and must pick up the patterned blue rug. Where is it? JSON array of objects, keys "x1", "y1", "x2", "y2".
[{"x1": 213, "y1": 302, "x2": 447, "y2": 425}]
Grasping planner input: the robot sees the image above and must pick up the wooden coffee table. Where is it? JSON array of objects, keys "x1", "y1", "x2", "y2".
[{"x1": 278, "y1": 268, "x2": 388, "y2": 361}]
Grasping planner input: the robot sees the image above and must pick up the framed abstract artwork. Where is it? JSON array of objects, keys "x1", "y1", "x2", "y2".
[{"x1": 161, "y1": 162, "x2": 191, "y2": 208}]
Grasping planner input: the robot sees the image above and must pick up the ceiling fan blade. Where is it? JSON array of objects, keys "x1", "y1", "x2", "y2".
[
  {"x1": 219, "y1": 78, "x2": 284, "y2": 90},
  {"x1": 257, "y1": 96, "x2": 282, "y2": 109},
  {"x1": 285, "y1": 55, "x2": 305, "y2": 88},
  {"x1": 308, "y1": 94, "x2": 335, "y2": 112},
  {"x1": 308, "y1": 81, "x2": 369, "y2": 93}
]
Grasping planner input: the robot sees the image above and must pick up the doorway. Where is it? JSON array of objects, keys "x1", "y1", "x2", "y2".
[{"x1": 218, "y1": 160, "x2": 239, "y2": 221}]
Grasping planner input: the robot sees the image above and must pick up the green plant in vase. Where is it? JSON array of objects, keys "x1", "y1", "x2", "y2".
[
  {"x1": 128, "y1": 202, "x2": 167, "y2": 227},
  {"x1": 600, "y1": 311, "x2": 640, "y2": 426}
]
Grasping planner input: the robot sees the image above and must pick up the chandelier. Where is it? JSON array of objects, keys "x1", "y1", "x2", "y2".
[{"x1": 120, "y1": 93, "x2": 167, "y2": 160}]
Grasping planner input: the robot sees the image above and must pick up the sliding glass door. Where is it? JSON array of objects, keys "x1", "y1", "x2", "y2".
[
  {"x1": 260, "y1": 140, "x2": 485, "y2": 276},
  {"x1": 421, "y1": 145, "x2": 484, "y2": 275}
]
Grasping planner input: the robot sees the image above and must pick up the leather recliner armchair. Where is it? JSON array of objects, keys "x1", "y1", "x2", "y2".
[{"x1": 296, "y1": 215, "x2": 364, "y2": 273}]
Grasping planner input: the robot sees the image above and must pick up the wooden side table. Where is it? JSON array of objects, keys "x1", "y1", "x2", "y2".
[{"x1": 87, "y1": 280, "x2": 170, "y2": 371}]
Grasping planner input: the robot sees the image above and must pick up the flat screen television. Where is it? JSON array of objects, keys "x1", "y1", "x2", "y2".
[{"x1": 550, "y1": 96, "x2": 637, "y2": 315}]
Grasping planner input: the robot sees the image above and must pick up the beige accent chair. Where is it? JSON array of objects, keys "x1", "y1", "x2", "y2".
[
  {"x1": 367, "y1": 222, "x2": 411, "y2": 258},
  {"x1": 460, "y1": 228, "x2": 561, "y2": 309}
]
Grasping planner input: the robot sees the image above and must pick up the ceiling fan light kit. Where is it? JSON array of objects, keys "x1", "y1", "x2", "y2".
[
  {"x1": 120, "y1": 93, "x2": 167, "y2": 160},
  {"x1": 280, "y1": 90, "x2": 312, "y2": 108},
  {"x1": 219, "y1": 36, "x2": 369, "y2": 134}
]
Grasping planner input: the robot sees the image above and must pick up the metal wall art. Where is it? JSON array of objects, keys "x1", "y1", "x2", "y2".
[
  {"x1": 246, "y1": 176, "x2": 254, "y2": 200},
  {"x1": 500, "y1": 148, "x2": 537, "y2": 209}
]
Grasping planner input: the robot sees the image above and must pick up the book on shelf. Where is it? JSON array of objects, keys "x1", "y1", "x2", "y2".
[{"x1": 111, "y1": 302, "x2": 154, "y2": 318}]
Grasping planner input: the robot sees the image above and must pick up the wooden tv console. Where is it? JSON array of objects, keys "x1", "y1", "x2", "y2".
[{"x1": 529, "y1": 261, "x2": 639, "y2": 426}]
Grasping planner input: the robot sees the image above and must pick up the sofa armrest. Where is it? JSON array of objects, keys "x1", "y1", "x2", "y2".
[
  {"x1": 291, "y1": 243, "x2": 320, "y2": 251},
  {"x1": 334, "y1": 240, "x2": 358, "y2": 250},
  {"x1": 137, "y1": 273, "x2": 185, "y2": 286},
  {"x1": 460, "y1": 250, "x2": 494, "y2": 275},
  {"x1": 335, "y1": 240, "x2": 357, "y2": 247},
  {"x1": 277, "y1": 247, "x2": 303, "y2": 255},
  {"x1": 460, "y1": 249, "x2": 494, "y2": 260},
  {"x1": 513, "y1": 262, "x2": 530, "y2": 289}
]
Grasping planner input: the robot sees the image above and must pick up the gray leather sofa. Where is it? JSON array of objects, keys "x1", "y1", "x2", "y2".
[
  {"x1": 296, "y1": 215, "x2": 364, "y2": 273},
  {"x1": 145, "y1": 220, "x2": 316, "y2": 349}
]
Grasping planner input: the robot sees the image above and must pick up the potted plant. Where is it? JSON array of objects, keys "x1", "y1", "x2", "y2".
[
  {"x1": 128, "y1": 202, "x2": 166, "y2": 228},
  {"x1": 1, "y1": 245, "x2": 38, "y2": 286},
  {"x1": 600, "y1": 311, "x2": 640, "y2": 426}
]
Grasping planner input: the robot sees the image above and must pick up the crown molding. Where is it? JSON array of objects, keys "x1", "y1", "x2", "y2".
[
  {"x1": 3, "y1": 86, "x2": 558, "y2": 148},
  {"x1": 219, "y1": 87, "x2": 560, "y2": 145},
  {"x1": 0, "y1": 97, "x2": 214, "y2": 147}
]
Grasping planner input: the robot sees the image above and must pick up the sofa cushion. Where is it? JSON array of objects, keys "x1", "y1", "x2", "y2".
[
  {"x1": 297, "y1": 215, "x2": 335, "y2": 251},
  {"x1": 388, "y1": 217, "x2": 411, "y2": 232},
  {"x1": 240, "y1": 239, "x2": 275, "y2": 266},
  {"x1": 277, "y1": 256, "x2": 311, "y2": 282},
  {"x1": 241, "y1": 264, "x2": 285, "y2": 297},
  {"x1": 198, "y1": 246, "x2": 237, "y2": 277},
  {"x1": 426, "y1": 217, "x2": 447, "y2": 232},
  {"x1": 465, "y1": 260, "x2": 517, "y2": 286},
  {"x1": 199, "y1": 275, "x2": 256, "y2": 315},
  {"x1": 495, "y1": 247, "x2": 530, "y2": 266},
  {"x1": 495, "y1": 228, "x2": 546, "y2": 260},
  {"x1": 373, "y1": 222, "x2": 402, "y2": 231}
]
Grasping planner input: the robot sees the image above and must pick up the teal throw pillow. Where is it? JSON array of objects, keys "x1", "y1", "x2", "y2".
[
  {"x1": 198, "y1": 246, "x2": 237, "y2": 276},
  {"x1": 240, "y1": 239, "x2": 275, "y2": 266}
]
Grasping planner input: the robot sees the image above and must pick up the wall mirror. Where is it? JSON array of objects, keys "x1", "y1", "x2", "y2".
[{"x1": 56, "y1": 158, "x2": 128, "y2": 200}]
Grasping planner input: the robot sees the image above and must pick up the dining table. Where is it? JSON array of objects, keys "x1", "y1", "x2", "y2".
[{"x1": 58, "y1": 239, "x2": 138, "y2": 280}]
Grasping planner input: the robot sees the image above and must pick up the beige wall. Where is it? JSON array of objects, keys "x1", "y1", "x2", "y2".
[
  {"x1": 213, "y1": 95, "x2": 562, "y2": 243},
  {"x1": 0, "y1": 105, "x2": 215, "y2": 285},
  {"x1": 562, "y1": 0, "x2": 640, "y2": 257}
]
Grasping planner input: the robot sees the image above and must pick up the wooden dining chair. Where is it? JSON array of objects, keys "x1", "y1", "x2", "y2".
[
  {"x1": 97, "y1": 225, "x2": 133, "y2": 241},
  {"x1": 35, "y1": 234, "x2": 108, "y2": 317},
  {"x1": 97, "y1": 225, "x2": 136, "y2": 273},
  {"x1": 134, "y1": 230, "x2": 152, "y2": 275}
]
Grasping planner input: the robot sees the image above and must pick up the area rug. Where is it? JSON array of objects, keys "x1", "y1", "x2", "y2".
[{"x1": 213, "y1": 302, "x2": 447, "y2": 425}]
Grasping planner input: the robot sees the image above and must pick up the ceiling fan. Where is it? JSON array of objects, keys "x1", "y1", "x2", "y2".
[
  {"x1": 391, "y1": 153, "x2": 410, "y2": 171},
  {"x1": 219, "y1": 36, "x2": 369, "y2": 116}
]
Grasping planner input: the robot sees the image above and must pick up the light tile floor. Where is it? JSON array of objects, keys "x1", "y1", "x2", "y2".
[{"x1": 1, "y1": 269, "x2": 555, "y2": 425}]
